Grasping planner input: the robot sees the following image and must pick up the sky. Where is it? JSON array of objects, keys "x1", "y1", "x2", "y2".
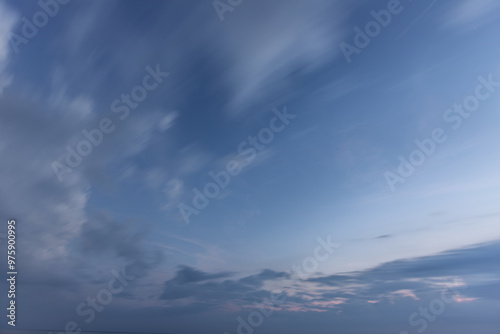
[{"x1": 1, "y1": 0, "x2": 500, "y2": 333}]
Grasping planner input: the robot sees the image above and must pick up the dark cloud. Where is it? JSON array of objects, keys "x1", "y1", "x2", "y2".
[
  {"x1": 167, "y1": 265, "x2": 233, "y2": 285},
  {"x1": 306, "y1": 240, "x2": 500, "y2": 305},
  {"x1": 79, "y1": 214, "x2": 164, "y2": 277},
  {"x1": 239, "y1": 269, "x2": 291, "y2": 287},
  {"x1": 159, "y1": 267, "x2": 290, "y2": 309},
  {"x1": 103, "y1": 240, "x2": 499, "y2": 333},
  {"x1": 307, "y1": 273, "x2": 360, "y2": 286},
  {"x1": 365, "y1": 240, "x2": 500, "y2": 281},
  {"x1": 156, "y1": 240, "x2": 500, "y2": 320}
]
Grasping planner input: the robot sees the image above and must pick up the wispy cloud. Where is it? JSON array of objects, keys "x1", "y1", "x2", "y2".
[
  {"x1": 445, "y1": 0, "x2": 500, "y2": 27},
  {"x1": 0, "y1": 0, "x2": 18, "y2": 93}
]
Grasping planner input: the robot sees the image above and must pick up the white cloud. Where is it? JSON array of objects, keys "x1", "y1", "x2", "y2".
[
  {"x1": 144, "y1": 168, "x2": 169, "y2": 189},
  {"x1": 0, "y1": 0, "x2": 18, "y2": 94},
  {"x1": 445, "y1": 0, "x2": 500, "y2": 27},
  {"x1": 0, "y1": 1, "x2": 16, "y2": 62},
  {"x1": 214, "y1": 0, "x2": 346, "y2": 114},
  {"x1": 162, "y1": 178, "x2": 184, "y2": 210},
  {"x1": 177, "y1": 144, "x2": 212, "y2": 176},
  {"x1": 118, "y1": 164, "x2": 137, "y2": 181},
  {"x1": 159, "y1": 110, "x2": 179, "y2": 132},
  {"x1": 48, "y1": 65, "x2": 95, "y2": 120},
  {"x1": 0, "y1": 98, "x2": 89, "y2": 264}
]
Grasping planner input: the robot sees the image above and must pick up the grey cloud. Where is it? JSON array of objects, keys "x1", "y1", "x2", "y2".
[
  {"x1": 79, "y1": 214, "x2": 164, "y2": 277},
  {"x1": 167, "y1": 265, "x2": 233, "y2": 285},
  {"x1": 308, "y1": 240, "x2": 500, "y2": 304},
  {"x1": 159, "y1": 266, "x2": 290, "y2": 307},
  {"x1": 239, "y1": 269, "x2": 291, "y2": 287}
]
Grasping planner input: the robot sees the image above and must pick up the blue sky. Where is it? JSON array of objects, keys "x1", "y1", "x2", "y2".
[{"x1": 1, "y1": 0, "x2": 500, "y2": 333}]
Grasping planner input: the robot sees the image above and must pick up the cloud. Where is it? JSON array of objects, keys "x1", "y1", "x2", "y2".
[
  {"x1": 162, "y1": 178, "x2": 184, "y2": 210},
  {"x1": 239, "y1": 269, "x2": 291, "y2": 287},
  {"x1": 445, "y1": 0, "x2": 500, "y2": 28},
  {"x1": 0, "y1": 97, "x2": 89, "y2": 263},
  {"x1": 307, "y1": 240, "x2": 500, "y2": 305},
  {"x1": 56, "y1": 1, "x2": 347, "y2": 116},
  {"x1": 0, "y1": 95, "x2": 95, "y2": 328},
  {"x1": 155, "y1": 241, "x2": 500, "y2": 315},
  {"x1": 159, "y1": 111, "x2": 179, "y2": 132},
  {"x1": 209, "y1": 0, "x2": 347, "y2": 114},
  {"x1": 0, "y1": 0, "x2": 18, "y2": 94},
  {"x1": 147, "y1": 240, "x2": 500, "y2": 332},
  {"x1": 159, "y1": 267, "x2": 290, "y2": 309},
  {"x1": 79, "y1": 214, "x2": 164, "y2": 277},
  {"x1": 166, "y1": 266, "x2": 233, "y2": 285},
  {"x1": 3, "y1": 1, "x2": 500, "y2": 332},
  {"x1": 144, "y1": 167, "x2": 169, "y2": 189},
  {"x1": 0, "y1": 92, "x2": 166, "y2": 319}
]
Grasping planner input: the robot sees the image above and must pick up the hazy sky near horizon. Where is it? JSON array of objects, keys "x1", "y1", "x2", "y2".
[{"x1": 1, "y1": 0, "x2": 500, "y2": 333}]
